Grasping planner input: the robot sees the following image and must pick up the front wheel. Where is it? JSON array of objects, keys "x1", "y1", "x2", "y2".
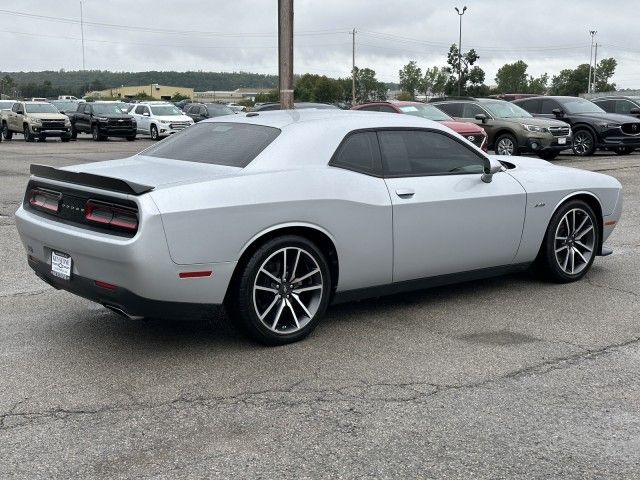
[
  {"x1": 537, "y1": 200, "x2": 599, "y2": 283},
  {"x1": 70, "y1": 125, "x2": 78, "y2": 140},
  {"x1": 91, "y1": 125, "x2": 106, "y2": 141},
  {"x1": 572, "y1": 130, "x2": 596, "y2": 156},
  {"x1": 230, "y1": 235, "x2": 331, "y2": 345},
  {"x1": 150, "y1": 124, "x2": 160, "y2": 140},
  {"x1": 23, "y1": 125, "x2": 34, "y2": 142},
  {"x1": 494, "y1": 133, "x2": 519, "y2": 156},
  {"x1": 2, "y1": 124, "x2": 12, "y2": 140},
  {"x1": 126, "y1": 135, "x2": 136, "y2": 141}
]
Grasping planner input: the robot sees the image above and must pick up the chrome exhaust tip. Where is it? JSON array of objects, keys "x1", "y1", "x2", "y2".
[{"x1": 102, "y1": 304, "x2": 144, "y2": 321}]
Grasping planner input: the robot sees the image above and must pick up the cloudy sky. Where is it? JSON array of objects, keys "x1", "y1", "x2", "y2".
[{"x1": 1, "y1": 0, "x2": 639, "y2": 88}]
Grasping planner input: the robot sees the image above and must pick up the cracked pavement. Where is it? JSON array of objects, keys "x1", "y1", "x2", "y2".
[{"x1": 1, "y1": 139, "x2": 639, "y2": 479}]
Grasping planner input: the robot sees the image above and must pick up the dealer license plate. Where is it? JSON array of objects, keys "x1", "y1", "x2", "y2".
[
  {"x1": 558, "y1": 137, "x2": 567, "y2": 145},
  {"x1": 51, "y1": 251, "x2": 72, "y2": 280}
]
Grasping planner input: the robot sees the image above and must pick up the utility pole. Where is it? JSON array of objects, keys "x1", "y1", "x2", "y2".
[
  {"x1": 455, "y1": 6, "x2": 467, "y2": 97},
  {"x1": 351, "y1": 28, "x2": 356, "y2": 105},
  {"x1": 278, "y1": 0, "x2": 294, "y2": 110},
  {"x1": 587, "y1": 30, "x2": 596, "y2": 94},
  {"x1": 593, "y1": 42, "x2": 598, "y2": 93},
  {"x1": 80, "y1": 1, "x2": 86, "y2": 70}
]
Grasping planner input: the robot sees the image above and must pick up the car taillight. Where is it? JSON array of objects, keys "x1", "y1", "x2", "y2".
[
  {"x1": 28, "y1": 188, "x2": 61, "y2": 213},
  {"x1": 85, "y1": 200, "x2": 138, "y2": 232}
]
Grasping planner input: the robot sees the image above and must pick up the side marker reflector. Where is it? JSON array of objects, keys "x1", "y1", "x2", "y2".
[
  {"x1": 95, "y1": 280, "x2": 117, "y2": 291},
  {"x1": 604, "y1": 220, "x2": 617, "y2": 226},
  {"x1": 179, "y1": 271, "x2": 213, "y2": 279}
]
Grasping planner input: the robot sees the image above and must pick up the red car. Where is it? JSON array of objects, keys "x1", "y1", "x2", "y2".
[{"x1": 351, "y1": 101, "x2": 488, "y2": 151}]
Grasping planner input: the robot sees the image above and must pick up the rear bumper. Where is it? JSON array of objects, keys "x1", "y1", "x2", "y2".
[
  {"x1": 28, "y1": 256, "x2": 220, "y2": 319},
  {"x1": 15, "y1": 202, "x2": 236, "y2": 308}
]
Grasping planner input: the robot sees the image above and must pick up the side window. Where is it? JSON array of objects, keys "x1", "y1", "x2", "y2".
[
  {"x1": 134, "y1": 105, "x2": 145, "y2": 115},
  {"x1": 142, "y1": 106, "x2": 150, "y2": 115},
  {"x1": 518, "y1": 99, "x2": 539, "y2": 114},
  {"x1": 357, "y1": 105, "x2": 380, "y2": 112},
  {"x1": 12, "y1": 103, "x2": 20, "y2": 112},
  {"x1": 540, "y1": 99, "x2": 560, "y2": 114},
  {"x1": 378, "y1": 130, "x2": 485, "y2": 177},
  {"x1": 330, "y1": 131, "x2": 381, "y2": 175},
  {"x1": 462, "y1": 103, "x2": 487, "y2": 118},
  {"x1": 378, "y1": 105, "x2": 397, "y2": 113},
  {"x1": 435, "y1": 103, "x2": 462, "y2": 117},
  {"x1": 615, "y1": 100, "x2": 636, "y2": 115}
]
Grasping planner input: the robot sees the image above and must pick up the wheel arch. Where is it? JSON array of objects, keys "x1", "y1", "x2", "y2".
[
  {"x1": 492, "y1": 128, "x2": 518, "y2": 149},
  {"x1": 549, "y1": 191, "x2": 604, "y2": 254},
  {"x1": 224, "y1": 223, "x2": 340, "y2": 304}
]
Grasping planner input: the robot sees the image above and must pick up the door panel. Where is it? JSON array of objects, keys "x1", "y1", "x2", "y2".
[{"x1": 385, "y1": 172, "x2": 526, "y2": 282}]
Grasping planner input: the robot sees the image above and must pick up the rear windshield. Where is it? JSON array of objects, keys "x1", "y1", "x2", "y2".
[{"x1": 143, "y1": 122, "x2": 280, "y2": 168}]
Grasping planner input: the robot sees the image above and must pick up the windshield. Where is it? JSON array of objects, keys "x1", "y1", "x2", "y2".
[
  {"x1": 25, "y1": 103, "x2": 59, "y2": 114},
  {"x1": 399, "y1": 104, "x2": 452, "y2": 121},
  {"x1": 561, "y1": 98, "x2": 606, "y2": 114},
  {"x1": 483, "y1": 101, "x2": 532, "y2": 118},
  {"x1": 51, "y1": 101, "x2": 77, "y2": 111},
  {"x1": 93, "y1": 103, "x2": 129, "y2": 115},
  {"x1": 204, "y1": 104, "x2": 234, "y2": 116},
  {"x1": 143, "y1": 122, "x2": 280, "y2": 167},
  {"x1": 150, "y1": 105, "x2": 182, "y2": 116},
  {"x1": 0, "y1": 101, "x2": 15, "y2": 109}
]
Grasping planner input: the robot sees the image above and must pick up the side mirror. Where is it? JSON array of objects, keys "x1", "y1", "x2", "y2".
[
  {"x1": 552, "y1": 108, "x2": 564, "y2": 117},
  {"x1": 143, "y1": 112, "x2": 150, "y2": 117},
  {"x1": 59, "y1": 110, "x2": 65, "y2": 114},
  {"x1": 482, "y1": 157, "x2": 503, "y2": 184},
  {"x1": 16, "y1": 109, "x2": 24, "y2": 115},
  {"x1": 475, "y1": 113, "x2": 488, "y2": 124},
  {"x1": 630, "y1": 108, "x2": 640, "y2": 115}
]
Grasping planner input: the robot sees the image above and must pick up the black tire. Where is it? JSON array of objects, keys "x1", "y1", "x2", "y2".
[
  {"x1": 70, "y1": 125, "x2": 78, "y2": 140},
  {"x1": 38, "y1": 135, "x2": 46, "y2": 142},
  {"x1": 494, "y1": 133, "x2": 519, "y2": 156},
  {"x1": 150, "y1": 124, "x2": 159, "y2": 140},
  {"x1": 61, "y1": 136, "x2": 71, "y2": 143},
  {"x1": 536, "y1": 199, "x2": 599, "y2": 283},
  {"x1": 572, "y1": 129, "x2": 596, "y2": 156},
  {"x1": 91, "y1": 125, "x2": 106, "y2": 141},
  {"x1": 614, "y1": 146, "x2": 634, "y2": 155},
  {"x1": 2, "y1": 123, "x2": 12, "y2": 140},
  {"x1": 126, "y1": 135, "x2": 136, "y2": 141},
  {"x1": 229, "y1": 235, "x2": 332, "y2": 345},
  {"x1": 538, "y1": 151, "x2": 560, "y2": 160},
  {"x1": 23, "y1": 124, "x2": 34, "y2": 142}
]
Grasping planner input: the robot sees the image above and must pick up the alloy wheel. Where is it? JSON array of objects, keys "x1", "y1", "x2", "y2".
[
  {"x1": 573, "y1": 132, "x2": 592, "y2": 155},
  {"x1": 554, "y1": 208, "x2": 595, "y2": 275},
  {"x1": 252, "y1": 246, "x2": 323, "y2": 334},
  {"x1": 496, "y1": 137, "x2": 515, "y2": 155}
]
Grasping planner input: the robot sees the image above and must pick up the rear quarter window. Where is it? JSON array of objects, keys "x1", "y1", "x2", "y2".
[{"x1": 142, "y1": 122, "x2": 281, "y2": 168}]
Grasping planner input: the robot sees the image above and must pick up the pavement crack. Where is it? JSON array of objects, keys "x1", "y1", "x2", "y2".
[
  {"x1": 0, "y1": 288, "x2": 51, "y2": 299},
  {"x1": 584, "y1": 277, "x2": 640, "y2": 299}
]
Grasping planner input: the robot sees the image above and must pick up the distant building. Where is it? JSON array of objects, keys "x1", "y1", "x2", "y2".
[
  {"x1": 194, "y1": 88, "x2": 273, "y2": 103},
  {"x1": 87, "y1": 84, "x2": 194, "y2": 100}
]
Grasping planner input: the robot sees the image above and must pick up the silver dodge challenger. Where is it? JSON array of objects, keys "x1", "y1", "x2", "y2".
[{"x1": 16, "y1": 110, "x2": 622, "y2": 344}]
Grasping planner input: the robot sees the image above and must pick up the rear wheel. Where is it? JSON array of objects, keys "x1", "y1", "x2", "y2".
[
  {"x1": 537, "y1": 199, "x2": 598, "y2": 283},
  {"x1": 572, "y1": 129, "x2": 596, "y2": 156},
  {"x1": 230, "y1": 235, "x2": 331, "y2": 345},
  {"x1": 23, "y1": 124, "x2": 34, "y2": 142},
  {"x1": 494, "y1": 133, "x2": 519, "y2": 156},
  {"x1": 538, "y1": 151, "x2": 560, "y2": 160}
]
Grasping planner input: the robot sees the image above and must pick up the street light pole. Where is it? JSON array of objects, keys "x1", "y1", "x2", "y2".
[
  {"x1": 455, "y1": 6, "x2": 467, "y2": 97},
  {"x1": 587, "y1": 30, "x2": 597, "y2": 94},
  {"x1": 278, "y1": 0, "x2": 294, "y2": 110},
  {"x1": 80, "y1": 1, "x2": 86, "y2": 70},
  {"x1": 351, "y1": 28, "x2": 356, "y2": 105}
]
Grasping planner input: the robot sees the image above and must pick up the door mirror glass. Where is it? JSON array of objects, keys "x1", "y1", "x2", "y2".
[{"x1": 16, "y1": 109, "x2": 24, "y2": 115}]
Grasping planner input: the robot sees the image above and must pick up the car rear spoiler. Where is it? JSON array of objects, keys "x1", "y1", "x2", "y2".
[{"x1": 30, "y1": 164, "x2": 154, "y2": 195}]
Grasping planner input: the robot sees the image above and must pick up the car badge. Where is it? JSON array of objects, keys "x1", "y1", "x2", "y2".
[
  {"x1": 633, "y1": 124, "x2": 638, "y2": 132},
  {"x1": 118, "y1": 119, "x2": 124, "y2": 122},
  {"x1": 467, "y1": 136, "x2": 475, "y2": 141}
]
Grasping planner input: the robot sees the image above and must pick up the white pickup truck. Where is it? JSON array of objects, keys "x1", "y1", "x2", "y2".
[{"x1": 1, "y1": 101, "x2": 72, "y2": 142}]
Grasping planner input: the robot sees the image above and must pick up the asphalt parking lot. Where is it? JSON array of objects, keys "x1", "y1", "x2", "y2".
[{"x1": 1, "y1": 137, "x2": 639, "y2": 479}]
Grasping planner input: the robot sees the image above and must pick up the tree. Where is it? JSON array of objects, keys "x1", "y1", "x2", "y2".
[
  {"x1": 495, "y1": 60, "x2": 528, "y2": 93},
  {"x1": 398, "y1": 61, "x2": 422, "y2": 99},
  {"x1": 356, "y1": 67, "x2": 386, "y2": 102},
  {"x1": 550, "y1": 58, "x2": 617, "y2": 96},
  {"x1": 420, "y1": 66, "x2": 448, "y2": 98},
  {"x1": 255, "y1": 90, "x2": 279, "y2": 103},
  {"x1": 443, "y1": 44, "x2": 486, "y2": 96},
  {"x1": 527, "y1": 73, "x2": 549, "y2": 94},
  {"x1": 171, "y1": 92, "x2": 190, "y2": 101}
]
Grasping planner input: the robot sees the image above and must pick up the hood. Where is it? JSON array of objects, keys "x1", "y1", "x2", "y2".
[
  {"x1": 93, "y1": 113, "x2": 133, "y2": 120},
  {"x1": 441, "y1": 120, "x2": 485, "y2": 134},
  {"x1": 61, "y1": 155, "x2": 241, "y2": 189},
  {"x1": 569, "y1": 112, "x2": 640, "y2": 124},
  {"x1": 154, "y1": 114, "x2": 192, "y2": 122},
  {"x1": 30, "y1": 113, "x2": 69, "y2": 121},
  {"x1": 499, "y1": 116, "x2": 567, "y2": 127}
]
